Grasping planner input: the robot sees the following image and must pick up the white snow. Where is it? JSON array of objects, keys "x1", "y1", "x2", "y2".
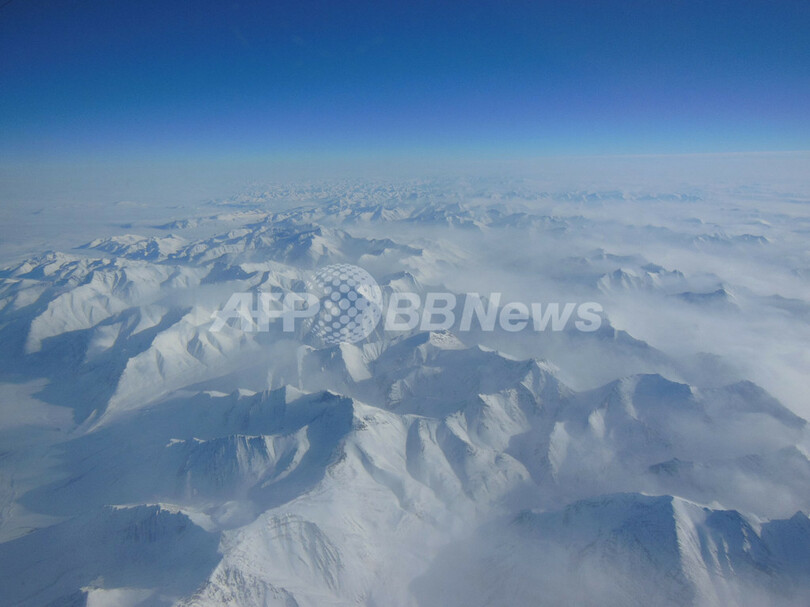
[{"x1": 2, "y1": 162, "x2": 810, "y2": 606}]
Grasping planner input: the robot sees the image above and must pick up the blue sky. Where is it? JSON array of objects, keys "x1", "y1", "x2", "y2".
[{"x1": 1, "y1": 0, "x2": 809, "y2": 163}]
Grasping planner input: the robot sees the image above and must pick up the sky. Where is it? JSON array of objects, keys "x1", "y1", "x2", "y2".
[{"x1": 1, "y1": 0, "x2": 809, "y2": 166}]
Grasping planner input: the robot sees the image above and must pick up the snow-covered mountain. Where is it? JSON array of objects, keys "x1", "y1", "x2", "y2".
[{"x1": 1, "y1": 176, "x2": 809, "y2": 606}]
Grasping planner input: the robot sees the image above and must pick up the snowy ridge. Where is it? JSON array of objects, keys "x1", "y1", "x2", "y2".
[{"x1": 1, "y1": 180, "x2": 809, "y2": 606}]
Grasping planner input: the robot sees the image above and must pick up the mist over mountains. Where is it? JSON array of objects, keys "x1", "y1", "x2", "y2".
[{"x1": 2, "y1": 167, "x2": 810, "y2": 606}]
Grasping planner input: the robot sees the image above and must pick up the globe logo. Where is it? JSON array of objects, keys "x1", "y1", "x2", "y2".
[{"x1": 305, "y1": 264, "x2": 383, "y2": 346}]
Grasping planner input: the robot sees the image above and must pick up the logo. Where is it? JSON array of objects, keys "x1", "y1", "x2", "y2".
[
  {"x1": 304, "y1": 264, "x2": 383, "y2": 346},
  {"x1": 210, "y1": 263, "x2": 603, "y2": 347}
]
